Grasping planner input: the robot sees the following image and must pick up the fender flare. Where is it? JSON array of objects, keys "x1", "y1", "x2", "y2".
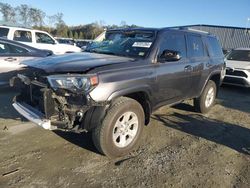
[
  {"x1": 107, "y1": 85, "x2": 152, "y2": 101},
  {"x1": 198, "y1": 70, "x2": 222, "y2": 97}
]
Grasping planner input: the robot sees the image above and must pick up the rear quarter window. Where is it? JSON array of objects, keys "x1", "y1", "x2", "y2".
[
  {"x1": 0, "y1": 28, "x2": 9, "y2": 37},
  {"x1": 206, "y1": 37, "x2": 223, "y2": 57},
  {"x1": 0, "y1": 42, "x2": 28, "y2": 55}
]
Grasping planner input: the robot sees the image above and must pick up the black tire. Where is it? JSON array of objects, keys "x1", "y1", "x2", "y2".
[
  {"x1": 194, "y1": 80, "x2": 217, "y2": 114},
  {"x1": 92, "y1": 97, "x2": 145, "y2": 158}
]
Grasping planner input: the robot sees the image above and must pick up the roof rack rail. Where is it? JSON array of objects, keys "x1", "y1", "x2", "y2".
[{"x1": 170, "y1": 26, "x2": 209, "y2": 34}]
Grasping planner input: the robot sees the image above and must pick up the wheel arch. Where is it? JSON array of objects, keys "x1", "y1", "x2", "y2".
[
  {"x1": 199, "y1": 71, "x2": 221, "y2": 97},
  {"x1": 83, "y1": 87, "x2": 152, "y2": 131},
  {"x1": 108, "y1": 87, "x2": 152, "y2": 125}
]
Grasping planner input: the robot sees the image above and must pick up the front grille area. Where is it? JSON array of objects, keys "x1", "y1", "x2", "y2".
[
  {"x1": 226, "y1": 69, "x2": 248, "y2": 78},
  {"x1": 223, "y1": 77, "x2": 247, "y2": 86},
  {"x1": 18, "y1": 81, "x2": 56, "y2": 119}
]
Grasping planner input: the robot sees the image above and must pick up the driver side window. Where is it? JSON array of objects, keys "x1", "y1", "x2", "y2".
[{"x1": 159, "y1": 33, "x2": 187, "y2": 59}]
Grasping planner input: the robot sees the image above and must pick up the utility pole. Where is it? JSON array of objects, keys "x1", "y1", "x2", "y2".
[
  {"x1": 245, "y1": 17, "x2": 250, "y2": 34},
  {"x1": 245, "y1": 18, "x2": 250, "y2": 47}
]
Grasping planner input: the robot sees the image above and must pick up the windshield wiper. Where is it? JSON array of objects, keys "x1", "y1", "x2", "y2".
[{"x1": 90, "y1": 49, "x2": 116, "y2": 55}]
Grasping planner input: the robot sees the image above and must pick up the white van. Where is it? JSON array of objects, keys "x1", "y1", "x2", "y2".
[{"x1": 0, "y1": 25, "x2": 81, "y2": 55}]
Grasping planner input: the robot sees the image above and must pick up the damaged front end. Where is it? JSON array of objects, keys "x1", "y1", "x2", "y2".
[{"x1": 10, "y1": 70, "x2": 106, "y2": 132}]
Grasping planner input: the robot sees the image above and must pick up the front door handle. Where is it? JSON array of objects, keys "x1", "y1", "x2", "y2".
[
  {"x1": 184, "y1": 65, "x2": 193, "y2": 72},
  {"x1": 4, "y1": 57, "x2": 17, "y2": 62}
]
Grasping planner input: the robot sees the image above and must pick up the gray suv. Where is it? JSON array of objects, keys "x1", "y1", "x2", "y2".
[{"x1": 10, "y1": 28, "x2": 225, "y2": 158}]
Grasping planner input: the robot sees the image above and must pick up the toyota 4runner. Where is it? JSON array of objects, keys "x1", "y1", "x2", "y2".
[{"x1": 10, "y1": 28, "x2": 225, "y2": 158}]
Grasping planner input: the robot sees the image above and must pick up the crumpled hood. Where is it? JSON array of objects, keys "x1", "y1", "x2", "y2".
[
  {"x1": 226, "y1": 60, "x2": 250, "y2": 70},
  {"x1": 23, "y1": 52, "x2": 135, "y2": 74}
]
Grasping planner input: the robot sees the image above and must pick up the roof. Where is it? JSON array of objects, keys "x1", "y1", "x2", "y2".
[{"x1": 107, "y1": 27, "x2": 212, "y2": 36}]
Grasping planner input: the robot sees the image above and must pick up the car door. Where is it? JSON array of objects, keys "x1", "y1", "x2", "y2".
[
  {"x1": 154, "y1": 31, "x2": 192, "y2": 107},
  {"x1": 13, "y1": 29, "x2": 33, "y2": 46},
  {"x1": 34, "y1": 32, "x2": 59, "y2": 54},
  {"x1": 0, "y1": 42, "x2": 33, "y2": 86},
  {"x1": 186, "y1": 34, "x2": 208, "y2": 97}
]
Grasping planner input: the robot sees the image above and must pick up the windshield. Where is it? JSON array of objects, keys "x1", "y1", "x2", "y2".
[
  {"x1": 227, "y1": 50, "x2": 250, "y2": 61},
  {"x1": 85, "y1": 30, "x2": 155, "y2": 58}
]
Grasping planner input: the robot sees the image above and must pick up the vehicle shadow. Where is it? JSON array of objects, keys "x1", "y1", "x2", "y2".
[
  {"x1": 152, "y1": 112, "x2": 250, "y2": 155},
  {"x1": 218, "y1": 85, "x2": 250, "y2": 113},
  {"x1": 172, "y1": 102, "x2": 196, "y2": 112},
  {"x1": 0, "y1": 88, "x2": 22, "y2": 120},
  {"x1": 172, "y1": 85, "x2": 250, "y2": 114},
  {"x1": 53, "y1": 130, "x2": 101, "y2": 155}
]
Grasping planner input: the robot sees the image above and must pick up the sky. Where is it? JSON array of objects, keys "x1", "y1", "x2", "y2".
[{"x1": 2, "y1": 0, "x2": 250, "y2": 28}]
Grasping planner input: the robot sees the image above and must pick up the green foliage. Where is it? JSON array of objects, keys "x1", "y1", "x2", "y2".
[
  {"x1": 0, "y1": 3, "x2": 16, "y2": 23},
  {"x1": 68, "y1": 30, "x2": 73, "y2": 38},
  {"x1": 73, "y1": 31, "x2": 78, "y2": 39},
  {"x1": 79, "y1": 31, "x2": 84, "y2": 39}
]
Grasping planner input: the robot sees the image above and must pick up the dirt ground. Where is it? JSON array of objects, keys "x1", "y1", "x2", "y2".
[{"x1": 0, "y1": 85, "x2": 249, "y2": 188}]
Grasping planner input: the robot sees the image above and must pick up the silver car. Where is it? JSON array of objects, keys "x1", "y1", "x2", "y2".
[
  {"x1": 224, "y1": 48, "x2": 250, "y2": 87},
  {"x1": 0, "y1": 37, "x2": 52, "y2": 87}
]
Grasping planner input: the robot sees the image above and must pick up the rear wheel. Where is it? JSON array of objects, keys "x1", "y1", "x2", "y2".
[
  {"x1": 92, "y1": 97, "x2": 144, "y2": 158},
  {"x1": 194, "y1": 80, "x2": 217, "y2": 114}
]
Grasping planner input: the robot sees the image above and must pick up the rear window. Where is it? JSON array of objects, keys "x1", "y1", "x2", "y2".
[
  {"x1": 0, "y1": 28, "x2": 9, "y2": 37},
  {"x1": 187, "y1": 35, "x2": 205, "y2": 58},
  {"x1": 207, "y1": 37, "x2": 223, "y2": 57},
  {"x1": 227, "y1": 50, "x2": 250, "y2": 61},
  {"x1": 13, "y1": 30, "x2": 32, "y2": 42}
]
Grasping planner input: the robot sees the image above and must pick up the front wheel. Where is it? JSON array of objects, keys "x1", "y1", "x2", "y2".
[
  {"x1": 194, "y1": 80, "x2": 217, "y2": 114},
  {"x1": 92, "y1": 97, "x2": 144, "y2": 158}
]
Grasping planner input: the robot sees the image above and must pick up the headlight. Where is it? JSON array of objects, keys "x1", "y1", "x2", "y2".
[{"x1": 47, "y1": 74, "x2": 98, "y2": 92}]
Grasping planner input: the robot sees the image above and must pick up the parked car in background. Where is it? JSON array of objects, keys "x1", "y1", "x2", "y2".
[
  {"x1": 0, "y1": 25, "x2": 81, "y2": 55},
  {"x1": 55, "y1": 37, "x2": 76, "y2": 46},
  {"x1": 10, "y1": 27, "x2": 225, "y2": 158},
  {"x1": 222, "y1": 48, "x2": 231, "y2": 56},
  {"x1": 0, "y1": 37, "x2": 53, "y2": 87},
  {"x1": 75, "y1": 39, "x2": 93, "y2": 51},
  {"x1": 223, "y1": 48, "x2": 250, "y2": 87}
]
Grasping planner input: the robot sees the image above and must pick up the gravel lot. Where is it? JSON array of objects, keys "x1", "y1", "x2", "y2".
[{"x1": 0, "y1": 85, "x2": 249, "y2": 188}]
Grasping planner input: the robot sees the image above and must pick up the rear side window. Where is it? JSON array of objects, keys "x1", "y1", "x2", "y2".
[
  {"x1": 13, "y1": 30, "x2": 32, "y2": 42},
  {"x1": 0, "y1": 42, "x2": 28, "y2": 54},
  {"x1": 0, "y1": 42, "x2": 10, "y2": 54},
  {"x1": 9, "y1": 44, "x2": 28, "y2": 54},
  {"x1": 0, "y1": 28, "x2": 9, "y2": 37},
  {"x1": 187, "y1": 35, "x2": 205, "y2": 58},
  {"x1": 207, "y1": 37, "x2": 223, "y2": 57},
  {"x1": 159, "y1": 33, "x2": 187, "y2": 58}
]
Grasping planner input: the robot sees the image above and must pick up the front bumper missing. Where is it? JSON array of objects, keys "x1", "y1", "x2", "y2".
[{"x1": 12, "y1": 102, "x2": 56, "y2": 130}]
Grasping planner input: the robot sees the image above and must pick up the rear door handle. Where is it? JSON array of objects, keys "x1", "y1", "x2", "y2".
[
  {"x1": 184, "y1": 65, "x2": 193, "y2": 72},
  {"x1": 4, "y1": 57, "x2": 17, "y2": 62}
]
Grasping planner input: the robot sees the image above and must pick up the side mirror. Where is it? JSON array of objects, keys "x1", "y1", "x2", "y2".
[
  {"x1": 52, "y1": 40, "x2": 58, "y2": 45},
  {"x1": 158, "y1": 49, "x2": 182, "y2": 62}
]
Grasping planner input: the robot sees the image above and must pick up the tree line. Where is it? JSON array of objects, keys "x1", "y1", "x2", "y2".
[{"x1": 0, "y1": 2, "x2": 138, "y2": 39}]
